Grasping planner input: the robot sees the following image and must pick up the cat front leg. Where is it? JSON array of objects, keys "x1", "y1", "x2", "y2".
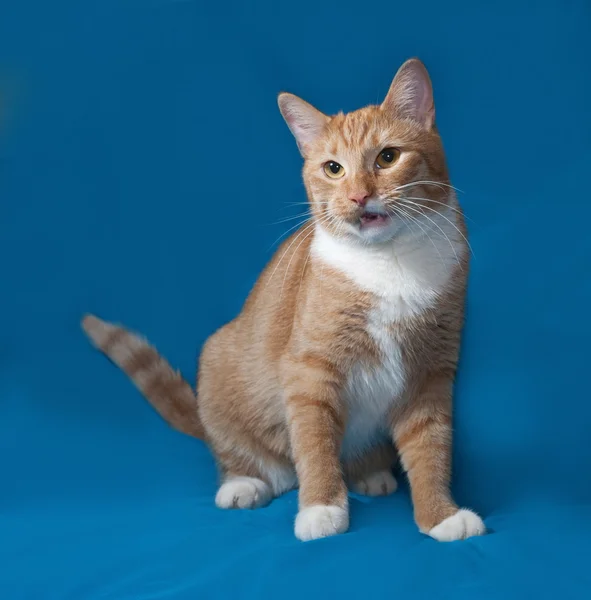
[
  {"x1": 284, "y1": 363, "x2": 348, "y2": 541},
  {"x1": 392, "y1": 373, "x2": 486, "y2": 541}
]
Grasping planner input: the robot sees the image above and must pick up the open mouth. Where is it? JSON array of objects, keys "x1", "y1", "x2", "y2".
[{"x1": 359, "y1": 211, "x2": 390, "y2": 228}]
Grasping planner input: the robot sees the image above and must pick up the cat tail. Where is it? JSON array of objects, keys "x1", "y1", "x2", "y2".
[{"x1": 81, "y1": 314, "x2": 205, "y2": 439}]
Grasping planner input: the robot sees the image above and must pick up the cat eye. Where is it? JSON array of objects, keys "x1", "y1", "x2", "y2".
[
  {"x1": 323, "y1": 161, "x2": 345, "y2": 179},
  {"x1": 375, "y1": 147, "x2": 400, "y2": 169}
]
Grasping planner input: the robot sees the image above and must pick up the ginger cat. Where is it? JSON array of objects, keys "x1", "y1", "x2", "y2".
[{"x1": 83, "y1": 58, "x2": 485, "y2": 542}]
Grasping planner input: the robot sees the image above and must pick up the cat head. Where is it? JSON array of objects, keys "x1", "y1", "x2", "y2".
[{"x1": 278, "y1": 59, "x2": 450, "y2": 244}]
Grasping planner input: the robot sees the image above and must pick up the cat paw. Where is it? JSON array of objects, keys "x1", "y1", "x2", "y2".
[
  {"x1": 351, "y1": 470, "x2": 398, "y2": 496},
  {"x1": 215, "y1": 476, "x2": 272, "y2": 509},
  {"x1": 428, "y1": 509, "x2": 486, "y2": 542},
  {"x1": 294, "y1": 505, "x2": 349, "y2": 541}
]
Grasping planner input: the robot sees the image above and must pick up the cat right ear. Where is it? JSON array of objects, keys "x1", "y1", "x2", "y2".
[
  {"x1": 278, "y1": 93, "x2": 329, "y2": 157},
  {"x1": 382, "y1": 58, "x2": 435, "y2": 130}
]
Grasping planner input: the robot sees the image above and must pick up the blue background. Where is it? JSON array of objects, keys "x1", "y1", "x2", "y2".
[{"x1": 1, "y1": 1, "x2": 590, "y2": 598}]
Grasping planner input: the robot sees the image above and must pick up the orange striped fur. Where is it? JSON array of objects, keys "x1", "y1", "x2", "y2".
[{"x1": 83, "y1": 59, "x2": 485, "y2": 542}]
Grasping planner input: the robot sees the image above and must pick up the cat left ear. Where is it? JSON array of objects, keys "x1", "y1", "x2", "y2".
[
  {"x1": 382, "y1": 58, "x2": 435, "y2": 130},
  {"x1": 278, "y1": 93, "x2": 329, "y2": 156}
]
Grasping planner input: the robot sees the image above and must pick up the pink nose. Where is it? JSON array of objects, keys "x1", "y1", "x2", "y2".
[{"x1": 349, "y1": 191, "x2": 370, "y2": 207}]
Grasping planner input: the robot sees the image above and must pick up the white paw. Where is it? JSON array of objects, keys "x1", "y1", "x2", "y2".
[
  {"x1": 215, "y1": 476, "x2": 272, "y2": 509},
  {"x1": 294, "y1": 505, "x2": 349, "y2": 541},
  {"x1": 428, "y1": 509, "x2": 486, "y2": 542},
  {"x1": 351, "y1": 470, "x2": 398, "y2": 496}
]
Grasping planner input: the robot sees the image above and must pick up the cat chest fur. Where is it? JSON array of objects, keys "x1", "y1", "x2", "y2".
[
  {"x1": 340, "y1": 299, "x2": 407, "y2": 458},
  {"x1": 311, "y1": 223, "x2": 461, "y2": 459}
]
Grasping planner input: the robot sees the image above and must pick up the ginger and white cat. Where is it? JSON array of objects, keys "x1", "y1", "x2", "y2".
[{"x1": 83, "y1": 58, "x2": 485, "y2": 542}]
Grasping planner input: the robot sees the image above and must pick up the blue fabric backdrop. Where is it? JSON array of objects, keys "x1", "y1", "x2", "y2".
[{"x1": 1, "y1": 1, "x2": 590, "y2": 598}]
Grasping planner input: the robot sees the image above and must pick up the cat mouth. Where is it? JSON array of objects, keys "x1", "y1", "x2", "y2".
[{"x1": 359, "y1": 210, "x2": 391, "y2": 229}]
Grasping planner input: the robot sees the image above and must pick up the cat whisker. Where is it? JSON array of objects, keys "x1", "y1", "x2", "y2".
[
  {"x1": 271, "y1": 211, "x2": 313, "y2": 225},
  {"x1": 297, "y1": 247, "x2": 312, "y2": 299},
  {"x1": 396, "y1": 201, "x2": 462, "y2": 268},
  {"x1": 268, "y1": 213, "x2": 332, "y2": 295},
  {"x1": 314, "y1": 212, "x2": 344, "y2": 301},
  {"x1": 280, "y1": 213, "x2": 333, "y2": 300},
  {"x1": 400, "y1": 198, "x2": 475, "y2": 258},
  {"x1": 386, "y1": 202, "x2": 441, "y2": 238},
  {"x1": 395, "y1": 180, "x2": 464, "y2": 194},
  {"x1": 267, "y1": 217, "x2": 314, "y2": 251},
  {"x1": 401, "y1": 195, "x2": 475, "y2": 224},
  {"x1": 266, "y1": 220, "x2": 319, "y2": 286},
  {"x1": 387, "y1": 205, "x2": 447, "y2": 268},
  {"x1": 283, "y1": 201, "x2": 330, "y2": 207}
]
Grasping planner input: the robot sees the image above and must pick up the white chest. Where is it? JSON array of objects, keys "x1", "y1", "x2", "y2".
[
  {"x1": 340, "y1": 299, "x2": 406, "y2": 458},
  {"x1": 311, "y1": 212, "x2": 463, "y2": 459}
]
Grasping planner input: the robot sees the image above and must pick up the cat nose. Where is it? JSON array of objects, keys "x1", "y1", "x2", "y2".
[{"x1": 349, "y1": 191, "x2": 370, "y2": 207}]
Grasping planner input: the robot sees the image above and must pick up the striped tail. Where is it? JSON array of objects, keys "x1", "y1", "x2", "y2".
[{"x1": 82, "y1": 314, "x2": 204, "y2": 439}]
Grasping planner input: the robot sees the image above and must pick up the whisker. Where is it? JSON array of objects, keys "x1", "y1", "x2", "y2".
[
  {"x1": 283, "y1": 201, "x2": 330, "y2": 207},
  {"x1": 401, "y1": 195, "x2": 465, "y2": 216},
  {"x1": 267, "y1": 218, "x2": 313, "y2": 251},
  {"x1": 267, "y1": 213, "x2": 333, "y2": 295},
  {"x1": 397, "y1": 201, "x2": 462, "y2": 268},
  {"x1": 389, "y1": 202, "x2": 441, "y2": 237},
  {"x1": 401, "y1": 198, "x2": 475, "y2": 257},
  {"x1": 401, "y1": 195, "x2": 475, "y2": 224},
  {"x1": 271, "y1": 211, "x2": 312, "y2": 225},
  {"x1": 395, "y1": 180, "x2": 464, "y2": 194},
  {"x1": 297, "y1": 246, "x2": 312, "y2": 299},
  {"x1": 265, "y1": 220, "x2": 320, "y2": 288},
  {"x1": 388, "y1": 205, "x2": 447, "y2": 268},
  {"x1": 280, "y1": 213, "x2": 333, "y2": 300}
]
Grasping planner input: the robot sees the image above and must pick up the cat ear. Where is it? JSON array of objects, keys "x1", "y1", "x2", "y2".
[
  {"x1": 278, "y1": 93, "x2": 329, "y2": 156},
  {"x1": 382, "y1": 58, "x2": 435, "y2": 129}
]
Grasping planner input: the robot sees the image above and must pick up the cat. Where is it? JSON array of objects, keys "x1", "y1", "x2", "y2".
[{"x1": 82, "y1": 58, "x2": 485, "y2": 542}]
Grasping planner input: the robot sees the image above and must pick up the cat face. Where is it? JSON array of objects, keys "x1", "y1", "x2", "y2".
[{"x1": 279, "y1": 59, "x2": 450, "y2": 244}]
